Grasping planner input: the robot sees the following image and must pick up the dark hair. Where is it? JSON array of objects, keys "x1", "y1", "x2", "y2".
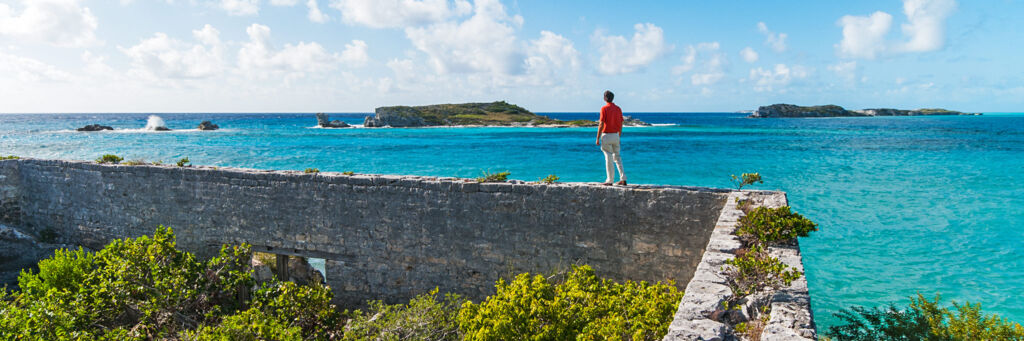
[{"x1": 604, "y1": 90, "x2": 614, "y2": 103}]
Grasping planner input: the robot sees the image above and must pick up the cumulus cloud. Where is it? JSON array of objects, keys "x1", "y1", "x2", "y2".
[
  {"x1": 899, "y1": 0, "x2": 956, "y2": 52},
  {"x1": 120, "y1": 24, "x2": 226, "y2": 79},
  {"x1": 757, "y1": 22, "x2": 787, "y2": 52},
  {"x1": 329, "y1": 0, "x2": 471, "y2": 29},
  {"x1": 219, "y1": 0, "x2": 259, "y2": 16},
  {"x1": 307, "y1": 0, "x2": 329, "y2": 23},
  {"x1": 404, "y1": 0, "x2": 525, "y2": 75},
  {"x1": 749, "y1": 64, "x2": 809, "y2": 92},
  {"x1": 339, "y1": 39, "x2": 368, "y2": 66},
  {"x1": 740, "y1": 47, "x2": 758, "y2": 63},
  {"x1": 836, "y1": 0, "x2": 956, "y2": 59},
  {"x1": 270, "y1": 0, "x2": 299, "y2": 5},
  {"x1": 238, "y1": 23, "x2": 344, "y2": 79},
  {"x1": 593, "y1": 23, "x2": 668, "y2": 75},
  {"x1": 672, "y1": 42, "x2": 727, "y2": 86},
  {"x1": 836, "y1": 11, "x2": 893, "y2": 59},
  {"x1": 828, "y1": 61, "x2": 857, "y2": 82},
  {"x1": 0, "y1": 0, "x2": 99, "y2": 47},
  {"x1": 0, "y1": 51, "x2": 72, "y2": 82}
]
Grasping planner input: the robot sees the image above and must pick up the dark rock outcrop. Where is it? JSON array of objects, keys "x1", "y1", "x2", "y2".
[
  {"x1": 76, "y1": 124, "x2": 113, "y2": 132},
  {"x1": 363, "y1": 107, "x2": 430, "y2": 127},
  {"x1": 153, "y1": 126, "x2": 171, "y2": 131},
  {"x1": 316, "y1": 113, "x2": 351, "y2": 128},
  {"x1": 624, "y1": 116, "x2": 653, "y2": 126},
  {"x1": 197, "y1": 121, "x2": 219, "y2": 131},
  {"x1": 751, "y1": 104, "x2": 980, "y2": 118}
]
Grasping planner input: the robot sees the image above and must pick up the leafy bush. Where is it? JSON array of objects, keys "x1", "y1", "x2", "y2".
[
  {"x1": 476, "y1": 170, "x2": 510, "y2": 183},
  {"x1": 304, "y1": 168, "x2": 320, "y2": 173},
  {"x1": 252, "y1": 281, "x2": 343, "y2": 338},
  {"x1": 122, "y1": 159, "x2": 148, "y2": 165},
  {"x1": 736, "y1": 206, "x2": 818, "y2": 247},
  {"x1": 825, "y1": 294, "x2": 1024, "y2": 341},
  {"x1": 177, "y1": 157, "x2": 191, "y2": 167},
  {"x1": 342, "y1": 171, "x2": 355, "y2": 176},
  {"x1": 187, "y1": 308, "x2": 302, "y2": 341},
  {"x1": 0, "y1": 155, "x2": 19, "y2": 160},
  {"x1": 458, "y1": 265, "x2": 682, "y2": 340},
  {"x1": 345, "y1": 288, "x2": 464, "y2": 340},
  {"x1": 96, "y1": 154, "x2": 123, "y2": 164},
  {"x1": 539, "y1": 174, "x2": 559, "y2": 184},
  {"x1": 730, "y1": 173, "x2": 763, "y2": 190},
  {"x1": 723, "y1": 247, "x2": 802, "y2": 298}
]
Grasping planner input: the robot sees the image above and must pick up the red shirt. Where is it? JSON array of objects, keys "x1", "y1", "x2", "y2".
[{"x1": 599, "y1": 103, "x2": 623, "y2": 134}]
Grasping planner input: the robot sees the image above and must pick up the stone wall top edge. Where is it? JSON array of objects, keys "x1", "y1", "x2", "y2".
[{"x1": 9, "y1": 158, "x2": 744, "y2": 195}]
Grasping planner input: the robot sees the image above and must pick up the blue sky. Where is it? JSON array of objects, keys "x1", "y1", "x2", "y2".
[{"x1": 0, "y1": 0, "x2": 1020, "y2": 112}]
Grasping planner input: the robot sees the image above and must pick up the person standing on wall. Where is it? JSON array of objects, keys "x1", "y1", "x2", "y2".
[{"x1": 596, "y1": 90, "x2": 627, "y2": 186}]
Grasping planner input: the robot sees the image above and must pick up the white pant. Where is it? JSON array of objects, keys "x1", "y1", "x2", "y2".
[{"x1": 600, "y1": 133, "x2": 626, "y2": 183}]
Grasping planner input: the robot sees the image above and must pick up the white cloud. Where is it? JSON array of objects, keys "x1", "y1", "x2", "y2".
[
  {"x1": 740, "y1": 47, "x2": 758, "y2": 63},
  {"x1": 899, "y1": 0, "x2": 956, "y2": 52},
  {"x1": 270, "y1": 0, "x2": 299, "y2": 5},
  {"x1": 0, "y1": 51, "x2": 72, "y2": 82},
  {"x1": 238, "y1": 23, "x2": 342, "y2": 78},
  {"x1": 836, "y1": 11, "x2": 893, "y2": 59},
  {"x1": 120, "y1": 24, "x2": 225, "y2": 79},
  {"x1": 404, "y1": 0, "x2": 524, "y2": 75},
  {"x1": 672, "y1": 42, "x2": 726, "y2": 86},
  {"x1": 749, "y1": 64, "x2": 809, "y2": 92},
  {"x1": 219, "y1": 0, "x2": 259, "y2": 16},
  {"x1": 339, "y1": 39, "x2": 368, "y2": 66},
  {"x1": 593, "y1": 23, "x2": 668, "y2": 75},
  {"x1": 530, "y1": 31, "x2": 579, "y2": 70},
  {"x1": 828, "y1": 61, "x2": 857, "y2": 82},
  {"x1": 307, "y1": 0, "x2": 329, "y2": 23},
  {"x1": 329, "y1": 0, "x2": 471, "y2": 29},
  {"x1": 0, "y1": 0, "x2": 99, "y2": 47},
  {"x1": 757, "y1": 22, "x2": 787, "y2": 52}
]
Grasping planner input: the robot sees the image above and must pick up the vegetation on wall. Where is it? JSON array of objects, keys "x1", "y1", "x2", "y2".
[{"x1": 0, "y1": 228, "x2": 684, "y2": 340}]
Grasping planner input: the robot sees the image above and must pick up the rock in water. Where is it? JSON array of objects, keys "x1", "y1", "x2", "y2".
[
  {"x1": 316, "y1": 113, "x2": 350, "y2": 128},
  {"x1": 76, "y1": 124, "x2": 114, "y2": 132},
  {"x1": 153, "y1": 126, "x2": 171, "y2": 131},
  {"x1": 197, "y1": 120, "x2": 219, "y2": 131},
  {"x1": 623, "y1": 116, "x2": 652, "y2": 126}
]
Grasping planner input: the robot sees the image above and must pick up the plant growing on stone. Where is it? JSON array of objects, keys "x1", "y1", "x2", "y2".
[
  {"x1": 736, "y1": 206, "x2": 818, "y2": 248},
  {"x1": 539, "y1": 174, "x2": 560, "y2": 184},
  {"x1": 730, "y1": 173, "x2": 763, "y2": 190},
  {"x1": 0, "y1": 155, "x2": 19, "y2": 160},
  {"x1": 723, "y1": 246, "x2": 802, "y2": 298},
  {"x1": 342, "y1": 171, "x2": 355, "y2": 175},
  {"x1": 96, "y1": 154, "x2": 123, "y2": 164},
  {"x1": 345, "y1": 288, "x2": 464, "y2": 340},
  {"x1": 177, "y1": 157, "x2": 190, "y2": 167},
  {"x1": 304, "y1": 168, "x2": 319, "y2": 173},
  {"x1": 122, "y1": 159, "x2": 148, "y2": 165},
  {"x1": 476, "y1": 170, "x2": 510, "y2": 183}
]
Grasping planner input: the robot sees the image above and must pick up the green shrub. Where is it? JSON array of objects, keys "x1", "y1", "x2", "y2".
[
  {"x1": 723, "y1": 247, "x2": 802, "y2": 298},
  {"x1": 177, "y1": 157, "x2": 190, "y2": 167},
  {"x1": 304, "y1": 168, "x2": 320, "y2": 173},
  {"x1": 344, "y1": 288, "x2": 464, "y2": 340},
  {"x1": 539, "y1": 174, "x2": 560, "y2": 184},
  {"x1": 252, "y1": 281, "x2": 343, "y2": 338},
  {"x1": 736, "y1": 206, "x2": 818, "y2": 247},
  {"x1": 186, "y1": 308, "x2": 302, "y2": 341},
  {"x1": 0, "y1": 155, "x2": 19, "y2": 160},
  {"x1": 96, "y1": 154, "x2": 123, "y2": 164},
  {"x1": 730, "y1": 173, "x2": 763, "y2": 190},
  {"x1": 342, "y1": 171, "x2": 355, "y2": 176},
  {"x1": 122, "y1": 159, "x2": 148, "y2": 165},
  {"x1": 458, "y1": 265, "x2": 682, "y2": 340},
  {"x1": 826, "y1": 294, "x2": 1024, "y2": 341},
  {"x1": 476, "y1": 170, "x2": 510, "y2": 183}
]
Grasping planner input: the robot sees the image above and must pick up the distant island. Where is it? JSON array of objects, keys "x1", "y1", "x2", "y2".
[
  {"x1": 749, "y1": 104, "x2": 981, "y2": 118},
  {"x1": 363, "y1": 101, "x2": 650, "y2": 127}
]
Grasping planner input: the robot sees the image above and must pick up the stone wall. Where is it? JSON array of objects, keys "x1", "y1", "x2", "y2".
[{"x1": 1, "y1": 158, "x2": 730, "y2": 307}]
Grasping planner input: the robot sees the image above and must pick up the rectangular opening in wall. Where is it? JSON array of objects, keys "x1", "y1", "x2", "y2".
[{"x1": 251, "y1": 251, "x2": 325, "y2": 285}]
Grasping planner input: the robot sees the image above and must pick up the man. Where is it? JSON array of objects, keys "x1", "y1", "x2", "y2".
[{"x1": 596, "y1": 90, "x2": 626, "y2": 186}]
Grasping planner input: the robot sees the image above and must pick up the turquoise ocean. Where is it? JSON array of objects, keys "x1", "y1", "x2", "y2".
[{"x1": 2, "y1": 112, "x2": 1022, "y2": 329}]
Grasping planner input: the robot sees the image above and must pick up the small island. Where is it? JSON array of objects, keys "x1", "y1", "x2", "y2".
[
  {"x1": 363, "y1": 101, "x2": 649, "y2": 127},
  {"x1": 750, "y1": 103, "x2": 981, "y2": 118}
]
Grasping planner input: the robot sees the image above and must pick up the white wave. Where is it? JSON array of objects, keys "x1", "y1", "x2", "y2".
[{"x1": 144, "y1": 115, "x2": 168, "y2": 131}]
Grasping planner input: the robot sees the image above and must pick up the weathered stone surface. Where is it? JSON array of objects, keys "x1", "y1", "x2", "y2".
[
  {"x1": 751, "y1": 103, "x2": 979, "y2": 118},
  {"x1": 2, "y1": 158, "x2": 730, "y2": 310},
  {"x1": 197, "y1": 120, "x2": 219, "y2": 130},
  {"x1": 363, "y1": 107, "x2": 428, "y2": 127},
  {"x1": 316, "y1": 113, "x2": 351, "y2": 128},
  {"x1": 76, "y1": 124, "x2": 114, "y2": 131}
]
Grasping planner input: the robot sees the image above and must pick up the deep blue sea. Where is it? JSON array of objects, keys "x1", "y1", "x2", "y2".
[{"x1": 2, "y1": 112, "x2": 1023, "y2": 329}]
